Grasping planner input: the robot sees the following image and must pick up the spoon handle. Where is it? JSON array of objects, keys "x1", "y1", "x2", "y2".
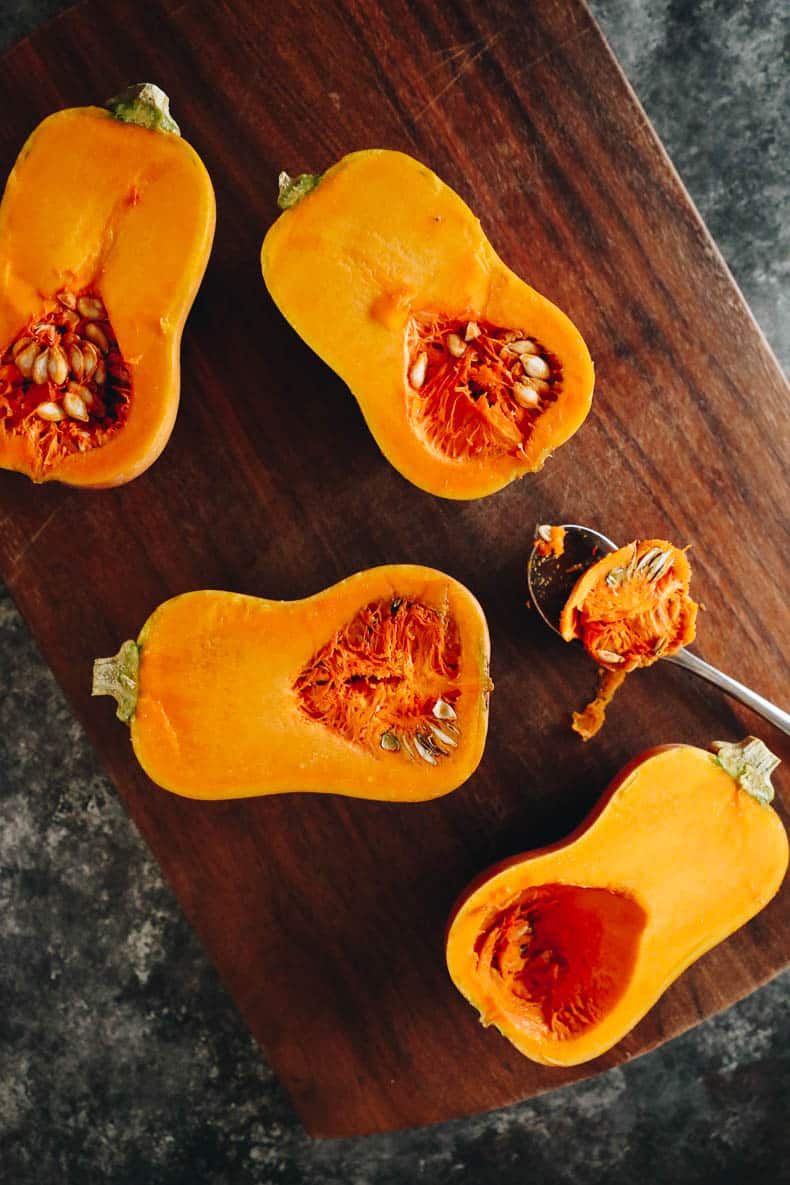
[{"x1": 666, "y1": 649, "x2": 790, "y2": 737}]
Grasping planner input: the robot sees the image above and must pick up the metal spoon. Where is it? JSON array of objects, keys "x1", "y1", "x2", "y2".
[{"x1": 527, "y1": 523, "x2": 790, "y2": 737}]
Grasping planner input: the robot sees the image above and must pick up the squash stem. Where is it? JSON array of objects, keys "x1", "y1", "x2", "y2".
[
  {"x1": 277, "y1": 171, "x2": 322, "y2": 210},
  {"x1": 711, "y1": 737, "x2": 780, "y2": 804},
  {"x1": 105, "y1": 84, "x2": 181, "y2": 136},
  {"x1": 92, "y1": 640, "x2": 140, "y2": 724}
]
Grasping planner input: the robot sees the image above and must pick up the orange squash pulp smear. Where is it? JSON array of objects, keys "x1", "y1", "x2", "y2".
[{"x1": 560, "y1": 539, "x2": 698, "y2": 739}]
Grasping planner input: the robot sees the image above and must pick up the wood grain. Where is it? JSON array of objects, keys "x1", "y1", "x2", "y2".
[{"x1": 0, "y1": 0, "x2": 788, "y2": 1137}]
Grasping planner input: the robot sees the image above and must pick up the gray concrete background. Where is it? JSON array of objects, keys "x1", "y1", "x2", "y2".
[{"x1": 1, "y1": 2, "x2": 788, "y2": 1182}]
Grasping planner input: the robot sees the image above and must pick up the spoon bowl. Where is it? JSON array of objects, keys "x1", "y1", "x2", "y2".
[{"x1": 528, "y1": 523, "x2": 617, "y2": 635}]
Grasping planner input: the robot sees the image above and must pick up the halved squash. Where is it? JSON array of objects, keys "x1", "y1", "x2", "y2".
[
  {"x1": 261, "y1": 150, "x2": 594, "y2": 499},
  {"x1": 92, "y1": 565, "x2": 492, "y2": 801},
  {"x1": 0, "y1": 84, "x2": 215, "y2": 486},
  {"x1": 446, "y1": 739, "x2": 787, "y2": 1066}
]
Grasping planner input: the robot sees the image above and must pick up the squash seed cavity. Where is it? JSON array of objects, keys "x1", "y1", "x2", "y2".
[
  {"x1": 405, "y1": 316, "x2": 562, "y2": 461},
  {"x1": 0, "y1": 288, "x2": 132, "y2": 472},
  {"x1": 294, "y1": 595, "x2": 462, "y2": 761}
]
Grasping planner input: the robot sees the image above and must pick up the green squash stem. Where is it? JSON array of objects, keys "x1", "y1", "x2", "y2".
[
  {"x1": 277, "y1": 171, "x2": 322, "y2": 210},
  {"x1": 711, "y1": 737, "x2": 780, "y2": 805},
  {"x1": 105, "y1": 84, "x2": 181, "y2": 136},
  {"x1": 92, "y1": 640, "x2": 140, "y2": 723}
]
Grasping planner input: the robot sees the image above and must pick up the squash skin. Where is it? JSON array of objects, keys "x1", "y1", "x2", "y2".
[
  {"x1": 261, "y1": 150, "x2": 594, "y2": 499},
  {"x1": 0, "y1": 105, "x2": 215, "y2": 486},
  {"x1": 115, "y1": 565, "x2": 491, "y2": 801},
  {"x1": 446, "y1": 744, "x2": 788, "y2": 1066}
]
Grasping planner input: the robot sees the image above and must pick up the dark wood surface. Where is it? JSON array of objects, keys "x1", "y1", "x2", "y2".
[{"x1": 0, "y1": 0, "x2": 787, "y2": 1138}]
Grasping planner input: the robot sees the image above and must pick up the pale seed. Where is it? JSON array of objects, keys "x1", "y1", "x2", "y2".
[
  {"x1": 536, "y1": 524, "x2": 552, "y2": 541},
  {"x1": 15, "y1": 341, "x2": 41, "y2": 377},
  {"x1": 84, "y1": 322, "x2": 109, "y2": 353},
  {"x1": 446, "y1": 332, "x2": 466, "y2": 358},
  {"x1": 513, "y1": 382, "x2": 540, "y2": 409},
  {"x1": 63, "y1": 389, "x2": 90, "y2": 422},
  {"x1": 47, "y1": 345, "x2": 69, "y2": 386},
  {"x1": 409, "y1": 351, "x2": 427, "y2": 389},
  {"x1": 646, "y1": 549, "x2": 674, "y2": 581},
  {"x1": 400, "y1": 735, "x2": 416, "y2": 761},
  {"x1": 81, "y1": 342, "x2": 99, "y2": 380},
  {"x1": 432, "y1": 698, "x2": 456, "y2": 721},
  {"x1": 380, "y1": 731, "x2": 400, "y2": 752},
  {"x1": 57, "y1": 290, "x2": 77, "y2": 310},
  {"x1": 11, "y1": 336, "x2": 34, "y2": 359},
  {"x1": 509, "y1": 338, "x2": 538, "y2": 355},
  {"x1": 35, "y1": 401, "x2": 65, "y2": 422},
  {"x1": 523, "y1": 355, "x2": 550, "y2": 380},
  {"x1": 429, "y1": 721, "x2": 457, "y2": 748},
  {"x1": 635, "y1": 546, "x2": 662, "y2": 574},
  {"x1": 67, "y1": 380, "x2": 93, "y2": 408},
  {"x1": 598, "y1": 649, "x2": 624, "y2": 665},
  {"x1": 77, "y1": 295, "x2": 106, "y2": 320},
  {"x1": 414, "y1": 734, "x2": 438, "y2": 765},
  {"x1": 69, "y1": 344, "x2": 85, "y2": 380},
  {"x1": 465, "y1": 321, "x2": 481, "y2": 341},
  {"x1": 32, "y1": 349, "x2": 50, "y2": 386}
]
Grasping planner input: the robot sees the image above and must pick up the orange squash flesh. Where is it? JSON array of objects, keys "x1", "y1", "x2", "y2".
[
  {"x1": 447, "y1": 739, "x2": 786, "y2": 1066},
  {"x1": 446, "y1": 742, "x2": 788, "y2": 1067},
  {"x1": 559, "y1": 538, "x2": 699, "y2": 740},
  {"x1": 0, "y1": 88, "x2": 215, "y2": 486},
  {"x1": 261, "y1": 150, "x2": 594, "y2": 499},
  {"x1": 93, "y1": 565, "x2": 492, "y2": 801}
]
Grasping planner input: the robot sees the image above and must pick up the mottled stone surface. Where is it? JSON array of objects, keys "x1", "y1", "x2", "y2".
[{"x1": 1, "y1": 2, "x2": 787, "y2": 1182}]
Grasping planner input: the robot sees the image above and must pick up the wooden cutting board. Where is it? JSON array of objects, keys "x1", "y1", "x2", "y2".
[{"x1": 1, "y1": 0, "x2": 788, "y2": 1138}]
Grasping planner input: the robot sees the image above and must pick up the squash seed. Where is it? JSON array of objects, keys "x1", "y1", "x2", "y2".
[
  {"x1": 84, "y1": 322, "x2": 109, "y2": 353},
  {"x1": 56, "y1": 290, "x2": 77, "y2": 310},
  {"x1": 635, "y1": 546, "x2": 663, "y2": 575},
  {"x1": 522, "y1": 355, "x2": 550, "y2": 380},
  {"x1": 69, "y1": 344, "x2": 85, "y2": 380},
  {"x1": 465, "y1": 321, "x2": 481, "y2": 341},
  {"x1": 81, "y1": 342, "x2": 99, "y2": 380},
  {"x1": 509, "y1": 338, "x2": 538, "y2": 355},
  {"x1": 63, "y1": 389, "x2": 90, "y2": 422},
  {"x1": 432, "y1": 697, "x2": 456, "y2": 721},
  {"x1": 429, "y1": 721, "x2": 457, "y2": 748},
  {"x1": 67, "y1": 380, "x2": 93, "y2": 408},
  {"x1": 400, "y1": 735, "x2": 416, "y2": 761},
  {"x1": 647, "y1": 550, "x2": 674, "y2": 581},
  {"x1": 77, "y1": 295, "x2": 106, "y2": 320},
  {"x1": 446, "y1": 332, "x2": 466, "y2": 358},
  {"x1": 409, "y1": 351, "x2": 427, "y2": 389},
  {"x1": 414, "y1": 733, "x2": 438, "y2": 764},
  {"x1": 598, "y1": 649, "x2": 624, "y2": 664},
  {"x1": 32, "y1": 349, "x2": 50, "y2": 386},
  {"x1": 35, "y1": 401, "x2": 65, "y2": 422},
  {"x1": 11, "y1": 336, "x2": 34, "y2": 359},
  {"x1": 380, "y1": 731, "x2": 400, "y2": 752},
  {"x1": 14, "y1": 341, "x2": 41, "y2": 377},
  {"x1": 47, "y1": 345, "x2": 69, "y2": 386},
  {"x1": 513, "y1": 382, "x2": 540, "y2": 409}
]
